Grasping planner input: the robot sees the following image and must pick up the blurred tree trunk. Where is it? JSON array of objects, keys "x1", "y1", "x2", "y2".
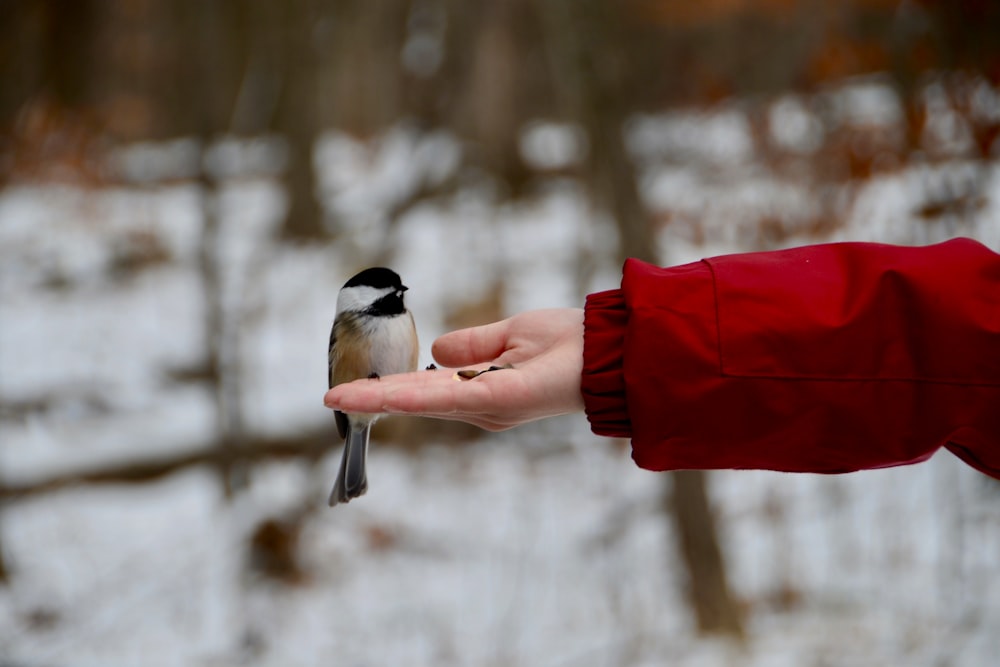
[
  {"x1": 543, "y1": 0, "x2": 744, "y2": 639},
  {"x1": 171, "y1": 1, "x2": 250, "y2": 498},
  {"x1": 39, "y1": 0, "x2": 97, "y2": 108},
  {"x1": 327, "y1": 0, "x2": 407, "y2": 137},
  {"x1": 197, "y1": 178, "x2": 248, "y2": 499},
  {"x1": 667, "y1": 471, "x2": 745, "y2": 637},
  {"x1": 448, "y1": 0, "x2": 533, "y2": 195},
  {"x1": 274, "y1": 0, "x2": 325, "y2": 240}
]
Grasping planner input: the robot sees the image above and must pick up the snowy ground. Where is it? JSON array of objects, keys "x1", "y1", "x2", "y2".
[
  {"x1": 2, "y1": 79, "x2": 1000, "y2": 666},
  {"x1": 2, "y1": 440, "x2": 996, "y2": 667}
]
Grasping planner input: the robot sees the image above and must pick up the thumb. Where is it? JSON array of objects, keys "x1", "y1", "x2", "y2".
[{"x1": 432, "y1": 318, "x2": 512, "y2": 367}]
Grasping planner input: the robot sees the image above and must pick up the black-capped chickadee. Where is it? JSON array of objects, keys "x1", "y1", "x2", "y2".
[{"x1": 328, "y1": 267, "x2": 418, "y2": 506}]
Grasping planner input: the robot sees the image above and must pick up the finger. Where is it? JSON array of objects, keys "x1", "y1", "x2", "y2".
[
  {"x1": 324, "y1": 370, "x2": 441, "y2": 412},
  {"x1": 324, "y1": 367, "x2": 498, "y2": 415},
  {"x1": 381, "y1": 373, "x2": 501, "y2": 416},
  {"x1": 431, "y1": 318, "x2": 512, "y2": 367}
]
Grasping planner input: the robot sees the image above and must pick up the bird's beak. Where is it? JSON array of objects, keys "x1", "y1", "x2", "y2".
[{"x1": 400, "y1": 285, "x2": 409, "y2": 292}]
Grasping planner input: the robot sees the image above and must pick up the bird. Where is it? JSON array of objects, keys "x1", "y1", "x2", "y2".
[{"x1": 327, "y1": 267, "x2": 418, "y2": 506}]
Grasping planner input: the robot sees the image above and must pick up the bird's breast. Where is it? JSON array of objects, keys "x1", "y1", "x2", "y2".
[{"x1": 332, "y1": 312, "x2": 417, "y2": 386}]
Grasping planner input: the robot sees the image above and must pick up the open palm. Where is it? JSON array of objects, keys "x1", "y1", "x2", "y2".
[{"x1": 324, "y1": 309, "x2": 585, "y2": 431}]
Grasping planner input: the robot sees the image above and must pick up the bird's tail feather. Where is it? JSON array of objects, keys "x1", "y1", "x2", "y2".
[{"x1": 329, "y1": 424, "x2": 370, "y2": 506}]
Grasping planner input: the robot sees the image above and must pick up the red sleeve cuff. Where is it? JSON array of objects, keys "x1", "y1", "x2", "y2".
[{"x1": 582, "y1": 289, "x2": 632, "y2": 437}]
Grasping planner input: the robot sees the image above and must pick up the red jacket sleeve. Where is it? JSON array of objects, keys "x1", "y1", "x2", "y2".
[{"x1": 581, "y1": 238, "x2": 1000, "y2": 479}]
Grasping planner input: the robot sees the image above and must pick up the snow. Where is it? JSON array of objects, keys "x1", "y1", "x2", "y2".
[
  {"x1": 768, "y1": 95, "x2": 824, "y2": 155},
  {"x1": 831, "y1": 76, "x2": 905, "y2": 128},
  {"x1": 3, "y1": 447, "x2": 996, "y2": 666},
  {"x1": 2, "y1": 82, "x2": 1000, "y2": 665},
  {"x1": 519, "y1": 121, "x2": 589, "y2": 171},
  {"x1": 627, "y1": 109, "x2": 756, "y2": 167}
]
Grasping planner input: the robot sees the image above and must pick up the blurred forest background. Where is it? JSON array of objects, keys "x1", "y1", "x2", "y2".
[{"x1": 1, "y1": 1, "x2": 999, "y2": 665}]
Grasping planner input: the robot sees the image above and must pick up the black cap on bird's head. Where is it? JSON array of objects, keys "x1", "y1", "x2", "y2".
[{"x1": 343, "y1": 267, "x2": 407, "y2": 292}]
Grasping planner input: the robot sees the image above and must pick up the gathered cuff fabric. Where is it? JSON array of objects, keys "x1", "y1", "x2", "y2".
[{"x1": 582, "y1": 289, "x2": 631, "y2": 437}]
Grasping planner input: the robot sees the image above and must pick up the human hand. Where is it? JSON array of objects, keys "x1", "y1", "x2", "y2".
[{"x1": 323, "y1": 308, "x2": 585, "y2": 431}]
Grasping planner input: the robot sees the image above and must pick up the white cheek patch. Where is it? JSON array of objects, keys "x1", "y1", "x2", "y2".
[{"x1": 337, "y1": 285, "x2": 393, "y2": 314}]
